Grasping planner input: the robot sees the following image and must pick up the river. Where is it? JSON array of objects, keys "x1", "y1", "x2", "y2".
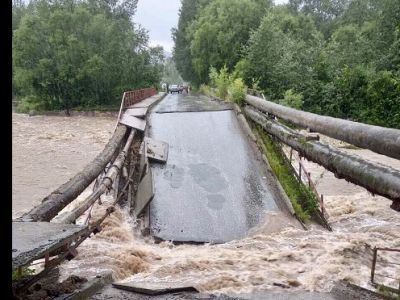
[{"x1": 12, "y1": 112, "x2": 400, "y2": 295}]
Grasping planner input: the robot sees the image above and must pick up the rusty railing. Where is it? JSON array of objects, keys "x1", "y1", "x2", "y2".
[
  {"x1": 371, "y1": 247, "x2": 400, "y2": 293},
  {"x1": 123, "y1": 87, "x2": 157, "y2": 108},
  {"x1": 115, "y1": 87, "x2": 157, "y2": 130}
]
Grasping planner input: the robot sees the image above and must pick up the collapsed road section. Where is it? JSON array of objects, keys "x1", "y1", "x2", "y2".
[{"x1": 142, "y1": 93, "x2": 298, "y2": 243}]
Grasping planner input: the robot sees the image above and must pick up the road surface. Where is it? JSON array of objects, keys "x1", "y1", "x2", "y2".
[{"x1": 146, "y1": 93, "x2": 294, "y2": 243}]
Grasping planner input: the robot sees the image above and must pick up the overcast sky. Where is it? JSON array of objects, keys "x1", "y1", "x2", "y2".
[{"x1": 134, "y1": 0, "x2": 289, "y2": 53}]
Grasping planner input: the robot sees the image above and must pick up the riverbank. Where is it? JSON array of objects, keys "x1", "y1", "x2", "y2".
[{"x1": 24, "y1": 110, "x2": 119, "y2": 117}]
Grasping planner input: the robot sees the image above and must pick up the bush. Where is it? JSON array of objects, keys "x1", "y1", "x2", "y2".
[
  {"x1": 199, "y1": 84, "x2": 212, "y2": 97},
  {"x1": 208, "y1": 65, "x2": 230, "y2": 100},
  {"x1": 12, "y1": 266, "x2": 35, "y2": 280},
  {"x1": 279, "y1": 89, "x2": 303, "y2": 109},
  {"x1": 16, "y1": 95, "x2": 46, "y2": 113},
  {"x1": 228, "y1": 78, "x2": 247, "y2": 106},
  {"x1": 257, "y1": 128, "x2": 319, "y2": 223},
  {"x1": 209, "y1": 67, "x2": 219, "y2": 87}
]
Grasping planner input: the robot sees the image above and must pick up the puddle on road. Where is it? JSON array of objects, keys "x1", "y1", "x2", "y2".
[
  {"x1": 207, "y1": 194, "x2": 226, "y2": 210},
  {"x1": 163, "y1": 165, "x2": 185, "y2": 189},
  {"x1": 12, "y1": 113, "x2": 400, "y2": 294},
  {"x1": 188, "y1": 163, "x2": 229, "y2": 193}
]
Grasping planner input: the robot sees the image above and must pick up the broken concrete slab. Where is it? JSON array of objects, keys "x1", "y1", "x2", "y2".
[
  {"x1": 112, "y1": 281, "x2": 198, "y2": 295},
  {"x1": 134, "y1": 168, "x2": 154, "y2": 217},
  {"x1": 125, "y1": 107, "x2": 148, "y2": 118},
  {"x1": 138, "y1": 142, "x2": 149, "y2": 182},
  {"x1": 54, "y1": 274, "x2": 113, "y2": 300},
  {"x1": 119, "y1": 114, "x2": 146, "y2": 131},
  {"x1": 139, "y1": 137, "x2": 169, "y2": 163},
  {"x1": 12, "y1": 222, "x2": 88, "y2": 270},
  {"x1": 91, "y1": 285, "x2": 338, "y2": 300}
]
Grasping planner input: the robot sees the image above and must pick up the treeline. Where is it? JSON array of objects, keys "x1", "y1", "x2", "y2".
[
  {"x1": 162, "y1": 57, "x2": 183, "y2": 84},
  {"x1": 12, "y1": 0, "x2": 164, "y2": 113},
  {"x1": 173, "y1": 0, "x2": 400, "y2": 128}
]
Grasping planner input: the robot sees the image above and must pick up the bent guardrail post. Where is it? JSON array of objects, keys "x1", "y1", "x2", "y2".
[
  {"x1": 245, "y1": 94, "x2": 400, "y2": 160},
  {"x1": 244, "y1": 106, "x2": 400, "y2": 208}
]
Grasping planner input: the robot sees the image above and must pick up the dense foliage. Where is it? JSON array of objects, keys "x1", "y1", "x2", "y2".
[
  {"x1": 162, "y1": 57, "x2": 183, "y2": 84},
  {"x1": 12, "y1": 0, "x2": 164, "y2": 113},
  {"x1": 173, "y1": 0, "x2": 400, "y2": 128}
]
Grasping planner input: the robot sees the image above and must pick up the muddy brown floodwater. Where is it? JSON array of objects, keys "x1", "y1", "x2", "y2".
[{"x1": 12, "y1": 112, "x2": 400, "y2": 295}]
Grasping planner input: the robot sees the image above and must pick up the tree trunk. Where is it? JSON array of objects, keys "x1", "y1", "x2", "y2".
[
  {"x1": 244, "y1": 106, "x2": 400, "y2": 205},
  {"x1": 56, "y1": 129, "x2": 136, "y2": 224},
  {"x1": 18, "y1": 125, "x2": 128, "y2": 222},
  {"x1": 245, "y1": 94, "x2": 400, "y2": 160}
]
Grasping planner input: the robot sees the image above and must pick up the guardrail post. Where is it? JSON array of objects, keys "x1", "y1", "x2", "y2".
[
  {"x1": 115, "y1": 92, "x2": 126, "y2": 131},
  {"x1": 298, "y1": 161, "x2": 302, "y2": 182},
  {"x1": 321, "y1": 194, "x2": 324, "y2": 216},
  {"x1": 371, "y1": 247, "x2": 377, "y2": 283}
]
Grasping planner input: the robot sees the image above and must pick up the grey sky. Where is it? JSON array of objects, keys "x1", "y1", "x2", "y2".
[
  {"x1": 134, "y1": 0, "x2": 289, "y2": 53},
  {"x1": 134, "y1": 0, "x2": 181, "y2": 53}
]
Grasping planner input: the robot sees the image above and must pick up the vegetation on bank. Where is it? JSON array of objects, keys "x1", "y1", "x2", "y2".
[
  {"x1": 173, "y1": 0, "x2": 400, "y2": 128},
  {"x1": 12, "y1": 0, "x2": 164, "y2": 114},
  {"x1": 199, "y1": 66, "x2": 247, "y2": 105},
  {"x1": 256, "y1": 127, "x2": 319, "y2": 223},
  {"x1": 199, "y1": 66, "x2": 318, "y2": 223},
  {"x1": 12, "y1": 266, "x2": 35, "y2": 281},
  {"x1": 377, "y1": 285, "x2": 400, "y2": 300}
]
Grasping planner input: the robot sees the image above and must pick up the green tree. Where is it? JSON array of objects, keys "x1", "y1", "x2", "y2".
[
  {"x1": 280, "y1": 89, "x2": 304, "y2": 109},
  {"x1": 188, "y1": 0, "x2": 272, "y2": 84},
  {"x1": 172, "y1": 0, "x2": 212, "y2": 85},
  {"x1": 162, "y1": 57, "x2": 184, "y2": 84},
  {"x1": 245, "y1": 7, "x2": 323, "y2": 100},
  {"x1": 13, "y1": 0, "x2": 163, "y2": 113},
  {"x1": 288, "y1": 0, "x2": 350, "y2": 37}
]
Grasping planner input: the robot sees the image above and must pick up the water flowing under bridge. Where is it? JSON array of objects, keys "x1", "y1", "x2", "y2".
[{"x1": 12, "y1": 88, "x2": 400, "y2": 298}]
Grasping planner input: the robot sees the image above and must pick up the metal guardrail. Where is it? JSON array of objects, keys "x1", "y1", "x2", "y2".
[
  {"x1": 123, "y1": 88, "x2": 157, "y2": 108},
  {"x1": 371, "y1": 247, "x2": 400, "y2": 293},
  {"x1": 115, "y1": 87, "x2": 157, "y2": 130},
  {"x1": 279, "y1": 144, "x2": 331, "y2": 229}
]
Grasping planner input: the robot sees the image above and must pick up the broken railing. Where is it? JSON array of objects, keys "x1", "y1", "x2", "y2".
[
  {"x1": 371, "y1": 247, "x2": 400, "y2": 293},
  {"x1": 244, "y1": 94, "x2": 400, "y2": 212},
  {"x1": 13, "y1": 87, "x2": 163, "y2": 295},
  {"x1": 116, "y1": 87, "x2": 157, "y2": 127}
]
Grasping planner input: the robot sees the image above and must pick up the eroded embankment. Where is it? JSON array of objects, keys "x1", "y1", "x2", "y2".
[{"x1": 12, "y1": 113, "x2": 400, "y2": 295}]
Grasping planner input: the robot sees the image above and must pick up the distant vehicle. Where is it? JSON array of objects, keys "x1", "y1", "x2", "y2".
[{"x1": 168, "y1": 84, "x2": 183, "y2": 94}]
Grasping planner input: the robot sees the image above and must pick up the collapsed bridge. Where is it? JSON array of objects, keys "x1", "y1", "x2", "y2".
[{"x1": 12, "y1": 88, "x2": 400, "y2": 296}]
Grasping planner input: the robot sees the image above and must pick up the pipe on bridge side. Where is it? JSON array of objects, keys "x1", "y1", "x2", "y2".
[
  {"x1": 18, "y1": 125, "x2": 128, "y2": 222},
  {"x1": 244, "y1": 106, "x2": 400, "y2": 208},
  {"x1": 245, "y1": 94, "x2": 400, "y2": 160},
  {"x1": 56, "y1": 129, "x2": 136, "y2": 224}
]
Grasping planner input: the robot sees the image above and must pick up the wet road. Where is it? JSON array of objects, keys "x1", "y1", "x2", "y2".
[{"x1": 147, "y1": 93, "x2": 289, "y2": 243}]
